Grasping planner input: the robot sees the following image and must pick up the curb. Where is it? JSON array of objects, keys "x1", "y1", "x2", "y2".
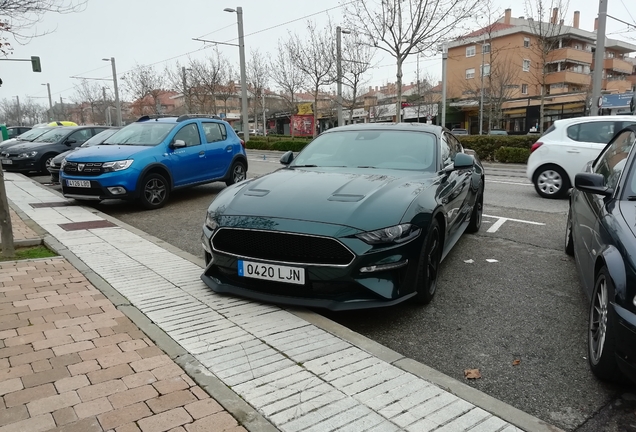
[{"x1": 13, "y1": 173, "x2": 563, "y2": 432}]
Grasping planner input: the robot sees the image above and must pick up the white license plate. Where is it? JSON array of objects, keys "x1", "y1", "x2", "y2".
[
  {"x1": 66, "y1": 180, "x2": 91, "y2": 188},
  {"x1": 238, "y1": 260, "x2": 305, "y2": 285},
  {"x1": 2, "y1": 159, "x2": 12, "y2": 165}
]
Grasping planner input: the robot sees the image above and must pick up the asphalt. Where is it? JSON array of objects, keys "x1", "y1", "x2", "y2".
[{"x1": 7, "y1": 170, "x2": 558, "y2": 432}]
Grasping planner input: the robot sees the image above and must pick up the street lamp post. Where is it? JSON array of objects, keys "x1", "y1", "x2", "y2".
[
  {"x1": 14, "y1": 96, "x2": 21, "y2": 126},
  {"x1": 224, "y1": 6, "x2": 250, "y2": 143},
  {"x1": 439, "y1": 42, "x2": 448, "y2": 129},
  {"x1": 182, "y1": 66, "x2": 189, "y2": 114},
  {"x1": 336, "y1": 26, "x2": 351, "y2": 127},
  {"x1": 41, "y1": 83, "x2": 53, "y2": 120},
  {"x1": 479, "y1": 37, "x2": 486, "y2": 135},
  {"x1": 103, "y1": 57, "x2": 123, "y2": 126}
]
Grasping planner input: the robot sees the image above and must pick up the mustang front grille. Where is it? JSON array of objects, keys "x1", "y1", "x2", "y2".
[{"x1": 211, "y1": 228, "x2": 354, "y2": 266}]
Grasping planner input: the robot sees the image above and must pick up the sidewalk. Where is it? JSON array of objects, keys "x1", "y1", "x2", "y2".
[{"x1": 2, "y1": 173, "x2": 560, "y2": 432}]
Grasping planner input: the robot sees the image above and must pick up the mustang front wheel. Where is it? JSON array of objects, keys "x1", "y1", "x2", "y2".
[{"x1": 414, "y1": 219, "x2": 441, "y2": 304}]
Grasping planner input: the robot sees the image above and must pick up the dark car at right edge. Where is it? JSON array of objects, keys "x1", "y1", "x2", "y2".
[{"x1": 566, "y1": 125, "x2": 636, "y2": 384}]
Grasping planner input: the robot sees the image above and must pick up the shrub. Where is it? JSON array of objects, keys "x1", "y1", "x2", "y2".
[
  {"x1": 494, "y1": 146, "x2": 531, "y2": 164},
  {"x1": 458, "y1": 135, "x2": 538, "y2": 162},
  {"x1": 245, "y1": 139, "x2": 311, "y2": 153}
]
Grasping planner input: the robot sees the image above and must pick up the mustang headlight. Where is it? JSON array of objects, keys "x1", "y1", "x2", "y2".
[
  {"x1": 102, "y1": 159, "x2": 133, "y2": 172},
  {"x1": 17, "y1": 151, "x2": 37, "y2": 158},
  {"x1": 356, "y1": 223, "x2": 421, "y2": 245},
  {"x1": 205, "y1": 213, "x2": 218, "y2": 231}
]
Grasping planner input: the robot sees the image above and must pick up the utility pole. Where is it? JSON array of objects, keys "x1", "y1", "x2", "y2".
[
  {"x1": 224, "y1": 7, "x2": 250, "y2": 142},
  {"x1": 45, "y1": 83, "x2": 53, "y2": 120},
  {"x1": 182, "y1": 66, "x2": 189, "y2": 114},
  {"x1": 261, "y1": 93, "x2": 266, "y2": 135},
  {"x1": 479, "y1": 37, "x2": 486, "y2": 135},
  {"x1": 336, "y1": 26, "x2": 351, "y2": 127},
  {"x1": 102, "y1": 87, "x2": 110, "y2": 126},
  {"x1": 591, "y1": 0, "x2": 608, "y2": 116},
  {"x1": 440, "y1": 43, "x2": 448, "y2": 129},
  {"x1": 60, "y1": 96, "x2": 65, "y2": 119},
  {"x1": 15, "y1": 96, "x2": 21, "y2": 126}
]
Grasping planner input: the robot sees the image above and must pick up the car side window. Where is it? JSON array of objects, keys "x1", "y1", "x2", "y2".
[
  {"x1": 593, "y1": 130, "x2": 636, "y2": 190},
  {"x1": 174, "y1": 124, "x2": 201, "y2": 147},
  {"x1": 67, "y1": 129, "x2": 92, "y2": 144},
  {"x1": 567, "y1": 121, "x2": 616, "y2": 144},
  {"x1": 447, "y1": 133, "x2": 463, "y2": 155},
  {"x1": 202, "y1": 122, "x2": 226, "y2": 143},
  {"x1": 440, "y1": 134, "x2": 455, "y2": 167}
]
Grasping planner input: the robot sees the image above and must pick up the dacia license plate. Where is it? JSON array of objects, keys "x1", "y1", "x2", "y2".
[
  {"x1": 238, "y1": 260, "x2": 305, "y2": 285},
  {"x1": 66, "y1": 180, "x2": 91, "y2": 188}
]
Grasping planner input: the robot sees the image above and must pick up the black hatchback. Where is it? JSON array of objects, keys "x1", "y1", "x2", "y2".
[{"x1": 0, "y1": 126, "x2": 108, "y2": 174}]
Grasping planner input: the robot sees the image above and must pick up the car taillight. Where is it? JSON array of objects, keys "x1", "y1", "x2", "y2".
[
  {"x1": 240, "y1": 139, "x2": 245, "y2": 149},
  {"x1": 530, "y1": 142, "x2": 543, "y2": 153}
]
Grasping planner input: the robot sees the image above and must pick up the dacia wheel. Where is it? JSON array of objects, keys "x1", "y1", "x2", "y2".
[
  {"x1": 140, "y1": 173, "x2": 170, "y2": 210},
  {"x1": 588, "y1": 266, "x2": 621, "y2": 382},
  {"x1": 565, "y1": 205, "x2": 574, "y2": 256},
  {"x1": 533, "y1": 164, "x2": 570, "y2": 199},
  {"x1": 225, "y1": 161, "x2": 246, "y2": 186},
  {"x1": 466, "y1": 187, "x2": 483, "y2": 234},
  {"x1": 414, "y1": 219, "x2": 441, "y2": 304}
]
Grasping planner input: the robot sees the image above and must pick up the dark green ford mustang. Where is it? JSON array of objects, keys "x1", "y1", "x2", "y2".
[{"x1": 201, "y1": 123, "x2": 484, "y2": 311}]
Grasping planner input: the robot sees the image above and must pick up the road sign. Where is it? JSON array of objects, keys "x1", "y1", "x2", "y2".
[{"x1": 597, "y1": 96, "x2": 603, "y2": 108}]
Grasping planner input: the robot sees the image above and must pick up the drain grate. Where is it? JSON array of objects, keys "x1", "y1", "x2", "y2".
[
  {"x1": 30, "y1": 202, "x2": 75, "y2": 208},
  {"x1": 58, "y1": 220, "x2": 117, "y2": 231}
]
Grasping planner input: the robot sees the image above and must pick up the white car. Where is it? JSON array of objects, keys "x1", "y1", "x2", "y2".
[{"x1": 526, "y1": 115, "x2": 636, "y2": 198}]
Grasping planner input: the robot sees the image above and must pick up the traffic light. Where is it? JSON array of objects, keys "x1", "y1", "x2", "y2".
[{"x1": 31, "y1": 56, "x2": 41, "y2": 73}]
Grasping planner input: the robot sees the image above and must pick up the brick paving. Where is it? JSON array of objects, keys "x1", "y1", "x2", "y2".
[
  {"x1": 0, "y1": 257, "x2": 246, "y2": 432},
  {"x1": 1, "y1": 209, "x2": 39, "y2": 243}
]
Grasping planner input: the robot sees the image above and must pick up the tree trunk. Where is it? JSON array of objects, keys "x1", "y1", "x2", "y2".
[
  {"x1": 396, "y1": 57, "x2": 403, "y2": 122},
  {"x1": 0, "y1": 165, "x2": 15, "y2": 258}
]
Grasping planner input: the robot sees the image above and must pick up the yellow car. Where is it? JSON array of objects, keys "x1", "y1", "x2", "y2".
[{"x1": 48, "y1": 121, "x2": 78, "y2": 127}]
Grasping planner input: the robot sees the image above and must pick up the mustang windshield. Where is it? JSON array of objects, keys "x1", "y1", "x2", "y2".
[
  {"x1": 104, "y1": 123, "x2": 175, "y2": 146},
  {"x1": 291, "y1": 130, "x2": 437, "y2": 171}
]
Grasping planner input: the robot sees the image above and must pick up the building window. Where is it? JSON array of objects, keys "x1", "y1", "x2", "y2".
[
  {"x1": 482, "y1": 43, "x2": 491, "y2": 54},
  {"x1": 466, "y1": 68, "x2": 475, "y2": 79},
  {"x1": 523, "y1": 59, "x2": 531, "y2": 72},
  {"x1": 481, "y1": 64, "x2": 491, "y2": 76},
  {"x1": 522, "y1": 84, "x2": 528, "y2": 94},
  {"x1": 466, "y1": 46, "x2": 476, "y2": 57},
  {"x1": 523, "y1": 37, "x2": 530, "y2": 48}
]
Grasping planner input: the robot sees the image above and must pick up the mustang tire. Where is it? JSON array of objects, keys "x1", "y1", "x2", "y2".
[
  {"x1": 565, "y1": 205, "x2": 574, "y2": 256},
  {"x1": 466, "y1": 189, "x2": 483, "y2": 234},
  {"x1": 414, "y1": 219, "x2": 442, "y2": 304}
]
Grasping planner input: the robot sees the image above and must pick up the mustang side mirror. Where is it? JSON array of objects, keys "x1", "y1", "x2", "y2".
[
  {"x1": 280, "y1": 151, "x2": 294, "y2": 165},
  {"x1": 453, "y1": 153, "x2": 474, "y2": 170},
  {"x1": 171, "y1": 139, "x2": 186, "y2": 149},
  {"x1": 575, "y1": 172, "x2": 613, "y2": 197}
]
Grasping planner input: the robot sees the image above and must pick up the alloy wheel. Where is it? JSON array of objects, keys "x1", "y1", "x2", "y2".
[
  {"x1": 537, "y1": 170, "x2": 563, "y2": 195},
  {"x1": 233, "y1": 164, "x2": 246, "y2": 183},
  {"x1": 590, "y1": 275, "x2": 608, "y2": 365},
  {"x1": 144, "y1": 179, "x2": 167, "y2": 205}
]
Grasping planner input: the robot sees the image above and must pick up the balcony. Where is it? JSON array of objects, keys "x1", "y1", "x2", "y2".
[
  {"x1": 547, "y1": 48, "x2": 592, "y2": 65},
  {"x1": 545, "y1": 71, "x2": 591, "y2": 86},
  {"x1": 604, "y1": 58, "x2": 634, "y2": 74},
  {"x1": 603, "y1": 78, "x2": 632, "y2": 93}
]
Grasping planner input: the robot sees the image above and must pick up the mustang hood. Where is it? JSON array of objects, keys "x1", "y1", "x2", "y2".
[
  {"x1": 217, "y1": 167, "x2": 436, "y2": 230},
  {"x1": 65, "y1": 145, "x2": 150, "y2": 162}
]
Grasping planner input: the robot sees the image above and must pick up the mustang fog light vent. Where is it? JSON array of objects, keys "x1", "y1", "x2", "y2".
[
  {"x1": 360, "y1": 260, "x2": 409, "y2": 273},
  {"x1": 107, "y1": 187, "x2": 126, "y2": 195}
]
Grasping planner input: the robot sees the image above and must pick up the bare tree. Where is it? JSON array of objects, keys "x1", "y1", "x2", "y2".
[
  {"x1": 524, "y1": 0, "x2": 569, "y2": 132},
  {"x1": 189, "y1": 52, "x2": 225, "y2": 114},
  {"x1": 247, "y1": 48, "x2": 269, "y2": 132},
  {"x1": 165, "y1": 60, "x2": 196, "y2": 115},
  {"x1": 287, "y1": 20, "x2": 336, "y2": 137},
  {"x1": 345, "y1": 0, "x2": 483, "y2": 122},
  {"x1": 341, "y1": 32, "x2": 375, "y2": 123},
  {"x1": 122, "y1": 64, "x2": 166, "y2": 115},
  {"x1": 216, "y1": 63, "x2": 238, "y2": 117},
  {"x1": 71, "y1": 79, "x2": 104, "y2": 123},
  {"x1": 270, "y1": 39, "x2": 307, "y2": 136}
]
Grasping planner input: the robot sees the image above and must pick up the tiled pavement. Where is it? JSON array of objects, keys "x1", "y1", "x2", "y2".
[
  {"x1": 0, "y1": 173, "x2": 552, "y2": 432},
  {"x1": 1, "y1": 209, "x2": 39, "y2": 243},
  {"x1": 0, "y1": 258, "x2": 246, "y2": 432}
]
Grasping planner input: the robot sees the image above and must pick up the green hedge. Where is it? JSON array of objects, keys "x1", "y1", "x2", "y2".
[
  {"x1": 494, "y1": 146, "x2": 531, "y2": 164},
  {"x1": 246, "y1": 134, "x2": 540, "y2": 163},
  {"x1": 457, "y1": 135, "x2": 537, "y2": 161}
]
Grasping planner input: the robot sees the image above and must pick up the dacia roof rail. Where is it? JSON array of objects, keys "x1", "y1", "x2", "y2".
[
  {"x1": 136, "y1": 115, "x2": 175, "y2": 122},
  {"x1": 176, "y1": 114, "x2": 222, "y2": 122}
]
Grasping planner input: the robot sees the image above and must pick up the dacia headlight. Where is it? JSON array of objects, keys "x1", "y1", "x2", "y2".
[
  {"x1": 205, "y1": 213, "x2": 218, "y2": 231},
  {"x1": 17, "y1": 151, "x2": 37, "y2": 158},
  {"x1": 356, "y1": 223, "x2": 421, "y2": 245},
  {"x1": 102, "y1": 160, "x2": 134, "y2": 172}
]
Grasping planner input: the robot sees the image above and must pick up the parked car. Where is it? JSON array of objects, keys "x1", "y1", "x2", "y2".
[
  {"x1": 201, "y1": 124, "x2": 484, "y2": 311},
  {"x1": 527, "y1": 115, "x2": 636, "y2": 198},
  {"x1": 3, "y1": 126, "x2": 31, "y2": 141},
  {"x1": 0, "y1": 126, "x2": 108, "y2": 174},
  {"x1": 60, "y1": 115, "x2": 247, "y2": 209},
  {"x1": 565, "y1": 125, "x2": 636, "y2": 383},
  {"x1": 488, "y1": 129, "x2": 508, "y2": 135},
  {"x1": 0, "y1": 127, "x2": 56, "y2": 152},
  {"x1": 48, "y1": 127, "x2": 120, "y2": 183},
  {"x1": 451, "y1": 128, "x2": 469, "y2": 135}
]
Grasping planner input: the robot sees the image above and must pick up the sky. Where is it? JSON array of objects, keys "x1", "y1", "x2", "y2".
[{"x1": 0, "y1": 0, "x2": 635, "y2": 109}]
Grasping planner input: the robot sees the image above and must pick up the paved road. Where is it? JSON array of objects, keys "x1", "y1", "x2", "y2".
[{"x1": 31, "y1": 151, "x2": 636, "y2": 431}]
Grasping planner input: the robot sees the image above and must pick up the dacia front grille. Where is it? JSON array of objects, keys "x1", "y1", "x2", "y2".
[{"x1": 63, "y1": 162, "x2": 103, "y2": 176}]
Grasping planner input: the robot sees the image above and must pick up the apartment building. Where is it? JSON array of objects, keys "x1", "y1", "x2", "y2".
[{"x1": 446, "y1": 8, "x2": 636, "y2": 134}]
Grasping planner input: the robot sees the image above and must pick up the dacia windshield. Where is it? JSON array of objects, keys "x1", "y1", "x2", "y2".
[{"x1": 103, "y1": 123, "x2": 175, "y2": 146}]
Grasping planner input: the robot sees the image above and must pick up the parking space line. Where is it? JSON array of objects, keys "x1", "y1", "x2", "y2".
[{"x1": 483, "y1": 214, "x2": 546, "y2": 233}]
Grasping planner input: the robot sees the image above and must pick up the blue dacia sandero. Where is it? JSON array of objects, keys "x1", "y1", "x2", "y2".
[{"x1": 60, "y1": 115, "x2": 248, "y2": 209}]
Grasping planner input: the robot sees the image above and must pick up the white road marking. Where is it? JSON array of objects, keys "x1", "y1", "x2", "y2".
[
  {"x1": 464, "y1": 259, "x2": 474, "y2": 264},
  {"x1": 486, "y1": 259, "x2": 499, "y2": 263},
  {"x1": 486, "y1": 180, "x2": 532, "y2": 186},
  {"x1": 483, "y1": 214, "x2": 545, "y2": 233}
]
